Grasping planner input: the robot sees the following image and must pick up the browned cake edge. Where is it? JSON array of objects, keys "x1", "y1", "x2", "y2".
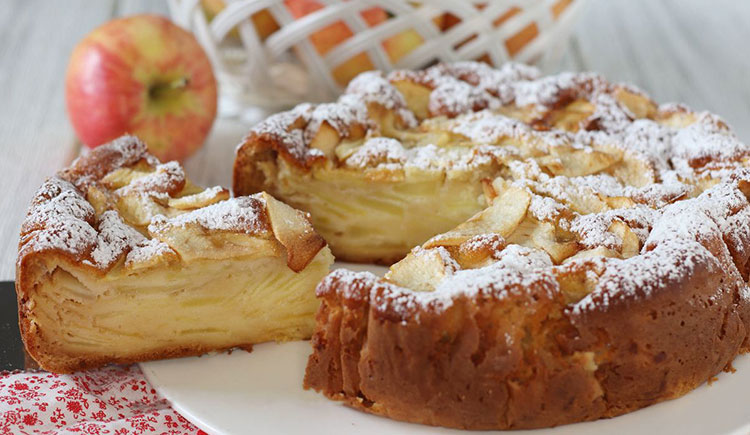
[{"x1": 303, "y1": 242, "x2": 750, "y2": 430}]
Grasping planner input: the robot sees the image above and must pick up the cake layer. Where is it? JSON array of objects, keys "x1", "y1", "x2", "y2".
[
  {"x1": 266, "y1": 159, "x2": 487, "y2": 263},
  {"x1": 21, "y1": 248, "x2": 332, "y2": 373}
]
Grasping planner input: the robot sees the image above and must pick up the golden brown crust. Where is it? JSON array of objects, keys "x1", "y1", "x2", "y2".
[
  {"x1": 61, "y1": 136, "x2": 162, "y2": 190},
  {"x1": 233, "y1": 136, "x2": 278, "y2": 197},
  {"x1": 304, "y1": 239, "x2": 750, "y2": 429}
]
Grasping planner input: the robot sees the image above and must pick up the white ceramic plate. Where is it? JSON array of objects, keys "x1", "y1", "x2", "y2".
[{"x1": 140, "y1": 263, "x2": 750, "y2": 435}]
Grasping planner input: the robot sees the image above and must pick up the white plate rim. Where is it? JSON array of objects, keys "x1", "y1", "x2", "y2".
[{"x1": 139, "y1": 262, "x2": 750, "y2": 435}]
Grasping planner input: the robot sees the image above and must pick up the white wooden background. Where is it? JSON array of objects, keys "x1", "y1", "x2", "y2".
[{"x1": 1, "y1": 0, "x2": 750, "y2": 281}]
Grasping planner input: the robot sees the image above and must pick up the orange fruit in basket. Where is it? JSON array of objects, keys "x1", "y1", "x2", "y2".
[
  {"x1": 201, "y1": 0, "x2": 279, "y2": 40},
  {"x1": 285, "y1": 0, "x2": 424, "y2": 86}
]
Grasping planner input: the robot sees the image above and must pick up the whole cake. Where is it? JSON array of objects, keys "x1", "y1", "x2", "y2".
[
  {"x1": 16, "y1": 136, "x2": 333, "y2": 373},
  {"x1": 234, "y1": 62, "x2": 750, "y2": 429}
]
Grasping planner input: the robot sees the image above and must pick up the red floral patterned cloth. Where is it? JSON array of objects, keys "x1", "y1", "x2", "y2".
[{"x1": 0, "y1": 366, "x2": 204, "y2": 435}]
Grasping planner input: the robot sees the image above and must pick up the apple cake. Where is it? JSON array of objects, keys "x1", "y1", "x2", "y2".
[
  {"x1": 16, "y1": 136, "x2": 333, "y2": 373},
  {"x1": 289, "y1": 63, "x2": 750, "y2": 429}
]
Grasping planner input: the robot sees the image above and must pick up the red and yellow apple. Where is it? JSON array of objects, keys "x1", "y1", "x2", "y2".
[{"x1": 65, "y1": 14, "x2": 217, "y2": 162}]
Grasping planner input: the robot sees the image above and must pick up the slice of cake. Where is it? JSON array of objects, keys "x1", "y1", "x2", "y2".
[{"x1": 16, "y1": 136, "x2": 333, "y2": 373}]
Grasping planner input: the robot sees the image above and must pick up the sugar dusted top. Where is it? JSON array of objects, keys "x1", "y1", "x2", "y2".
[
  {"x1": 265, "y1": 61, "x2": 750, "y2": 319},
  {"x1": 17, "y1": 136, "x2": 322, "y2": 276}
]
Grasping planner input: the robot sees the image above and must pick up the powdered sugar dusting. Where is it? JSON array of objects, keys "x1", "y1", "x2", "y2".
[
  {"x1": 343, "y1": 138, "x2": 512, "y2": 174},
  {"x1": 426, "y1": 246, "x2": 461, "y2": 274},
  {"x1": 19, "y1": 138, "x2": 241, "y2": 274},
  {"x1": 645, "y1": 181, "x2": 749, "y2": 252},
  {"x1": 326, "y1": 245, "x2": 557, "y2": 321},
  {"x1": 149, "y1": 195, "x2": 269, "y2": 236},
  {"x1": 103, "y1": 135, "x2": 157, "y2": 165},
  {"x1": 303, "y1": 101, "x2": 369, "y2": 144},
  {"x1": 395, "y1": 245, "x2": 556, "y2": 317},
  {"x1": 571, "y1": 238, "x2": 717, "y2": 315},
  {"x1": 461, "y1": 233, "x2": 507, "y2": 256},
  {"x1": 20, "y1": 176, "x2": 97, "y2": 257},
  {"x1": 118, "y1": 162, "x2": 185, "y2": 198},
  {"x1": 570, "y1": 205, "x2": 657, "y2": 251},
  {"x1": 398, "y1": 62, "x2": 542, "y2": 115},
  {"x1": 436, "y1": 61, "x2": 540, "y2": 104},
  {"x1": 347, "y1": 71, "x2": 408, "y2": 111},
  {"x1": 306, "y1": 61, "x2": 750, "y2": 320},
  {"x1": 619, "y1": 119, "x2": 673, "y2": 171},
  {"x1": 346, "y1": 71, "x2": 418, "y2": 127},
  {"x1": 247, "y1": 105, "x2": 318, "y2": 163},
  {"x1": 84, "y1": 210, "x2": 173, "y2": 269},
  {"x1": 570, "y1": 213, "x2": 623, "y2": 251},
  {"x1": 528, "y1": 194, "x2": 567, "y2": 222},
  {"x1": 23, "y1": 177, "x2": 95, "y2": 232},
  {"x1": 125, "y1": 238, "x2": 175, "y2": 267},
  {"x1": 514, "y1": 72, "x2": 608, "y2": 109},
  {"x1": 345, "y1": 138, "x2": 407, "y2": 169},
  {"x1": 671, "y1": 112, "x2": 747, "y2": 170},
  {"x1": 427, "y1": 75, "x2": 500, "y2": 118},
  {"x1": 572, "y1": 180, "x2": 750, "y2": 315},
  {"x1": 450, "y1": 111, "x2": 532, "y2": 144},
  {"x1": 87, "y1": 211, "x2": 149, "y2": 267},
  {"x1": 243, "y1": 61, "x2": 750, "y2": 191},
  {"x1": 243, "y1": 70, "x2": 424, "y2": 165}
]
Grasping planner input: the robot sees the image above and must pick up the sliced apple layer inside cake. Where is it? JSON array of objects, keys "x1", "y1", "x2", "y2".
[{"x1": 16, "y1": 136, "x2": 333, "y2": 373}]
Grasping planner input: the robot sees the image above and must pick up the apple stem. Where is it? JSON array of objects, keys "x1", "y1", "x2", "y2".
[{"x1": 149, "y1": 77, "x2": 190, "y2": 100}]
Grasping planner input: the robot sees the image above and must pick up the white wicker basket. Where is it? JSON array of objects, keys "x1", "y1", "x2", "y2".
[{"x1": 168, "y1": 0, "x2": 588, "y2": 110}]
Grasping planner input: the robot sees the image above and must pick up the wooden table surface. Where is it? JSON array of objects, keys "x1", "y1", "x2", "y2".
[{"x1": 1, "y1": 0, "x2": 750, "y2": 281}]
